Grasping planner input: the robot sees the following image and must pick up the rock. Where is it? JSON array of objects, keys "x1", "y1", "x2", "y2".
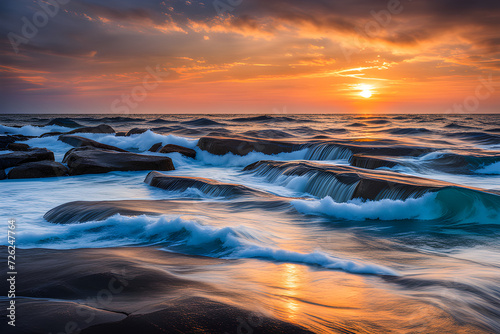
[
  {"x1": 0, "y1": 135, "x2": 16, "y2": 149},
  {"x1": 159, "y1": 144, "x2": 196, "y2": 158},
  {"x1": 145, "y1": 171, "x2": 266, "y2": 198},
  {"x1": 64, "y1": 148, "x2": 175, "y2": 175},
  {"x1": 40, "y1": 131, "x2": 64, "y2": 138},
  {"x1": 66, "y1": 124, "x2": 115, "y2": 135},
  {"x1": 126, "y1": 128, "x2": 148, "y2": 136},
  {"x1": 0, "y1": 148, "x2": 55, "y2": 169},
  {"x1": 148, "y1": 142, "x2": 163, "y2": 152},
  {"x1": 59, "y1": 135, "x2": 127, "y2": 153},
  {"x1": 350, "y1": 155, "x2": 398, "y2": 169},
  {"x1": 243, "y1": 160, "x2": 466, "y2": 202},
  {"x1": 197, "y1": 136, "x2": 299, "y2": 156},
  {"x1": 46, "y1": 118, "x2": 82, "y2": 128},
  {"x1": 7, "y1": 142, "x2": 30, "y2": 151},
  {"x1": 116, "y1": 132, "x2": 127, "y2": 137},
  {"x1": 0, "y1": 169, "x2": 6, "y2": 180},
  {"x1": 7, "y1": 161, "x2": 69, "y2": 179}
]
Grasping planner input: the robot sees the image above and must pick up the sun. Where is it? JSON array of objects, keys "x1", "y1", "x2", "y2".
[
  {"x1": 360, "y1": 89, "x2": 372, "y2": 98},
  {"x1": 359, "y1": 84, "x2": 373, "y2": 98}
]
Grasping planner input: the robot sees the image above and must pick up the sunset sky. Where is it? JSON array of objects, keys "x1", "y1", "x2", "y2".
[{"x1": 1, "y1": 0, "x2": 499, "y2": 114}]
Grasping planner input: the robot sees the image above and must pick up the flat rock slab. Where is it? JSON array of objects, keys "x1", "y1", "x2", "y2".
[
  {"x1": 0, "y1": 148, "x2": 54, "y2": 169},
  {"x1": 59, "y1": 134, "x2": 127, "y2": 152},
  {"x1": 145, "y1": 171, "x2": 266, "y2": 198},
  {"x1": 159, "y1": 144, "x2": 196, "y2": 158},
  {"x1": 7, "y1": 160, "x2": 69, "y2": 179},
  {"x1": 7, "y1": 142, "x2": 30, "y2": 151},
  {"x1": 67, "y1": 124, "x2": 115, "y2": 134},
  {"x1": 197, "y1": 136, "x2": 300, "y2": 156},
  {"x1": 65, "y1": 148, "x2": 175, "y2": 175}
]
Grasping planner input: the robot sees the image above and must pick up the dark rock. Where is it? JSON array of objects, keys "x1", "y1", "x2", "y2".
[
  {"x1": 7, "y1": 142, "x2": 30, "y2": 151},
  {"x1": 64, "y1": 148, "x2": 175, "y2": 175},
  {"x1": 0, "y1": 136, "x2": 16, "y2": 149},
  {"x1": 0, "y1": 148, "x2": 55, "y2": 169},
  {"x1": 59, "y1": 135, "x2": 127, "y2": 153},
  {"x1": 159, "y1": 144, "x2": 196, "y2": 158},
  {"x1": 197, "y1": 136, "x2": 299, "y2": 156},
  {"x1": 350, "y1": 155, "x2": 398, "y2": 169},
  {"x1": 40, "y1": 131, "x2": 63, "y2": 138},
  {"x1": 0, "y1": 169, "x2": 5, "y2": 180},
  {"x1": 145, "y1": 171, "x2": 266, "y2": 198},
  {"x1": 116, "y1": 132, "x2": 127, "y2": 137},
  {"x1": 244, "y1": 160, "x2": 467, "y2": 201},
  {"x1": 126, "y1": 128, "x2": 148, "y2": 136},
  {"x1": 66, "y1": 124, "x2": 115, "y2": 135},
  {"x1": 7, "y1": 161, "x2": 69, "y2": 179},
  {"x1": 46, "y1": 118, "x2": 82, "y2": 128},
  {"x1": 148, "y1": 142, "x2": 163, "y2": 152}
]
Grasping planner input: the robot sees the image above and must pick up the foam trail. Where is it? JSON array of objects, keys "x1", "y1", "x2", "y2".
[
  {"x1": 16, "y1": 214, "x2": 396, "y2": 276},
  {"x1": 292, "y1": 193, "x2": 442, "y2": 221}
]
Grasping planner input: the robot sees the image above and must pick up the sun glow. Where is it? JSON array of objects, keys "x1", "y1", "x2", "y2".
[{"x1": 358, "y1": 84, "x2": 373, "y2": 98}]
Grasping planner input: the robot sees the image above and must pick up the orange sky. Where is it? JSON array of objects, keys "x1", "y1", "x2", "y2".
[{"x1": 1, "y1": 0, "x2": 499, "y2": 113}]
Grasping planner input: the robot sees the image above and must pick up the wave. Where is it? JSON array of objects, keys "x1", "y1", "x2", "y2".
[
  {"x1": 386, "y1": 127, "x2": 432, "y2": 135},
  {"x1": 181, "y1": 118, "x2": 225, "y2": 126},
  {"x1": 292, "y1": 193, "x2": 441, "y2": 220},
  {"x1": 20, "y1": 214, "x2": 396, "y2": 276},
  {"x1": 242, "y1": 129, "x2": 293, "y2": 139},
  {"x1": 0, "y1": 124, "x2": 69, "y2": 137},
  {"x1": 292, "y1": 187, "x2": 500, "y2": 225},
  {"x1": 75, "y1": 130, "x2": 199, "y2": 151},
  {"x1": 231, "y1": 115, "x2": 300, "y2": 123},
  {"x1": 446, "y1": 132, "x2": 500, "y2": 145}
]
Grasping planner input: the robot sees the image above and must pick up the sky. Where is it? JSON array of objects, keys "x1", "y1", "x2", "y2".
[{"x1": 0, "y1": 0, "x2": 499, "y2": 114}]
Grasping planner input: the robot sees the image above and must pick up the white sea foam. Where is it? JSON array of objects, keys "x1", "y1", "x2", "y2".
[
  {"x1": 0, "y1": 124, "x2": 69, "y2": 136},
  {"x1": 78, "y1": 130, "x2": 199, "y2": 151},
  {"x1": 194, "y1": 149, "x2": 309, "y2": 167},
  {"x1": 291, "y1": 193, "x2": 442, "y2": 221},
  {"x1": 15, "y1": 214, "x2": 397, "y2": 276}
]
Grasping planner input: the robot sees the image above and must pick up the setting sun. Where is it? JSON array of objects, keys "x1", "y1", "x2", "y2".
[{"x1": 358, "y1": 84, "x2": 373, "y2": 98}]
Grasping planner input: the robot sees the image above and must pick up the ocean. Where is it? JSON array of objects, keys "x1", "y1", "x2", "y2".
[{"x1": 1, "y1": 113, "x2": 499, "y2": 333}]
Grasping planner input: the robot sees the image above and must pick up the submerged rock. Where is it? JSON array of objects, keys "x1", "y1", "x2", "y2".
[
  {"x1": 67, "y1": 124, "x2": 115, "y2": 135},
  {"x1": 7, "y1": 161, "x2": 69, "y2": 179},
  {"x1": 350, "y1": 155, "x2": 398, "y2": 169},
  {"x1": 0, "y1": 148, "x2": 55, "y2": 169},
  {"x1": 64, "y1": 148, "x2": 175, "y2": 175},
  {"x1": 59, "y1": 135, "x2": 127, "y2": 152},
  {"x1": 145, "y1": 171, "x2": 265, "y2": 198},
  {"x1": 7, "y1": 142, "x2": 30, "y2": 151},
  {"x1": 197, "y1": 136, "x2": 300, "y2": 156},
  {"x1": 159, "y1": 144, "x2": 196, "y2": 158},
  {"x1": 46, "y1": 118, "x2": 82, "y2": 128},
  {"x1": 40, "y1": 131, "x2": 64, "y2": 138}
]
